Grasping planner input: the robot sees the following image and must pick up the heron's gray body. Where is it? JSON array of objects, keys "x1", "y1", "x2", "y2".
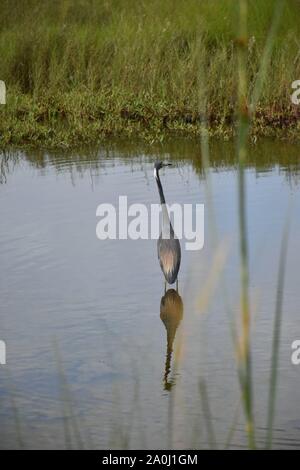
[
  {"x1": 157, "y1": 234, "x2": 181, "y2": 284},
  {"x1": 154, "y1": 161, "x2": 181, "y2": 285}
]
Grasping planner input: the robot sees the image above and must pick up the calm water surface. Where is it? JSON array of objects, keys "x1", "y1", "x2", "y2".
[{"x1": 0, "y1": 139, "x2": 300, "y2": 449}]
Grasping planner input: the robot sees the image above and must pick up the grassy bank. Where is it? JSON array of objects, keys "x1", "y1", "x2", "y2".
[{"x1": 1, "y1": 0, "x2": 300, "y2": 148}]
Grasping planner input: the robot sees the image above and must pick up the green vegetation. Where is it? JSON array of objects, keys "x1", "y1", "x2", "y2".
[{"x1": 1, "y1": 0, "x2": 300, "y2": 148}]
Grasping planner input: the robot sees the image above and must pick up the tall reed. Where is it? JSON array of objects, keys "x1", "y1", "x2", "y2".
[{"x1": 235, "y1": 0, "x2": 285, "y2": 449}]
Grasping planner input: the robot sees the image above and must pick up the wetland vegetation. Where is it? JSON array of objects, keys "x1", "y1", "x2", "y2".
[{"x1": 1, "y1": 0, "x2": 300, "y2": 148}]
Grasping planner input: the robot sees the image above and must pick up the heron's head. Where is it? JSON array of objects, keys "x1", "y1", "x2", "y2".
[{"x1": 154, "y1": 161, "x2": 172, "y2": 179}]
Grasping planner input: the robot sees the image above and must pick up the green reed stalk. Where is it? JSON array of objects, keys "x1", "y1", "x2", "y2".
[
  {"x1": 236, "y1": 0, "x2": 284, "y2": 449},
  {"x1": 198, "y1": 61, "x2": 240, "y2": 450},
  {"x1": 53, "y1": 339, "x2": 84, "y2": 449},
  {"x1": 236, "y1": 0, "x2": 255, "y2": 449},
  {"x1": 228, "y1": 7, "x2": 288, "y2": 439},
  {"x1": 5, "y1": 367, "x2": 24, "y2": 448},
  {"x1": 199, "y1": 380, "x2": 217, "y2": 449},
  {"x1": 266, "y1": 219, "x2": 290, "y2": 449}
]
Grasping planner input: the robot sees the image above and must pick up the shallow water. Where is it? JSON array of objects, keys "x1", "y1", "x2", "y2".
[{"x1": 0, "y1": 139, "x2": 300, "y2": 449}]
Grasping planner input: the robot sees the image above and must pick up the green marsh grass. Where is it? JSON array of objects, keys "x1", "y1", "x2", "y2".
[{"x1": 1, "y1": 0, "x2": 300, "y2": 147}]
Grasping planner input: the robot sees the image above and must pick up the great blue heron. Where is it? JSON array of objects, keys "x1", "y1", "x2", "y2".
[{"x1": 154, "y1": 161, "x2": 181, "y2": 291}]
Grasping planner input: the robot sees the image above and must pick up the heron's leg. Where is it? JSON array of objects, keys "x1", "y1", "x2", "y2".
[{"x1": 176, "y1": 279, "x2": 179, "y2": 292}]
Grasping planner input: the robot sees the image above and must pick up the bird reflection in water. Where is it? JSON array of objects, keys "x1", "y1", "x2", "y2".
[{"x1": 160, "y1": 288, "x2": 183, "y2": 391}]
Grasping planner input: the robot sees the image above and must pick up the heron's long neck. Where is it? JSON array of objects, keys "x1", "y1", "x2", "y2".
[
  {"x1": 155, "y1": 171, "x2": 166, "y2": 205},
  {"x1": 155, "y1": 170, "x2": 171, "y2": 234}
]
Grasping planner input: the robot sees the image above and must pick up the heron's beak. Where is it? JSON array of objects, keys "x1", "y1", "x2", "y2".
[{"x1": 164, "y1": 162, "x2": 172, "y2": 167}]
